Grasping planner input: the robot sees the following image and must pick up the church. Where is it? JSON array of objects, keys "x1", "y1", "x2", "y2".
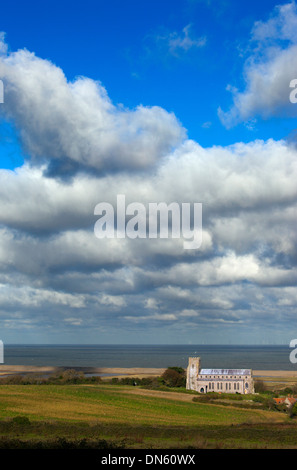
[{"x1": 186, "y1": 357, "x2": 255, "y2": 394}]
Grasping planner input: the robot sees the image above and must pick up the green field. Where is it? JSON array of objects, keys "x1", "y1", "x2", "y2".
[{"x1": 0, "y1": 383, "x2": 296, "y2": 449}]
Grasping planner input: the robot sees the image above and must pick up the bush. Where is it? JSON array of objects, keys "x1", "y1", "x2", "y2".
[
  {"x1": 283, "y1": 387, "x2": 293, "y2": 395},
  {"x1": 291, "y1": 383, "x2": 297, "y2": 394},
  {"x1": 254, "y1": 380, "x2": 267, "y2": 393},
  {"x1": 138, "y1": 377, "x2": 153, "y2": 386},
  {"x1": 0, "y1": 370, "x2": 102, "y2": 385},
  {"x1": 0, "y1": 375, "x2": 24, "y2": 385},
  {"x1": 289, "y1": 402, "x2": 297, "y2": 418},
  {"x1": 60, "y1": 369, "x2": 85, "y2": 383},
  {"x1": 118, "y1": 377, "x2": 139, "y2": 386},
  {"x1": 87, "y1": 375, "x2": 102, "y2": 384},
  {"x1": 12, "y1": 416, "x2": 31, "y2": 426},
  {"x1": 161, "y1": 367, "x2": 186, "y2": 388},
  {"x1": 140, "y1": 377, "x2": 163, "y2": 389},
  {"x1": 258, "y1": 396, "x2": 278, "y2": 411},
  {"x1": 192, "y1": 395, "x2": 212, "y2": 403}
]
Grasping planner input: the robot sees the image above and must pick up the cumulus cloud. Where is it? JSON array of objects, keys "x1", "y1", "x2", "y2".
[
  {"x1": 218, "y1": 2, "x2": 297, "y2": 127},
  {"x1": 99, "y1": 294, "x2": 127, "y2": 308},
  {"x1": 251, "y1": 2, "x2": 297, "y2": 43},
  {"x1": 0, "y1": 284, "x2": 86, "y2": 309},
  {"x1": 0, "y1": 36, "x2": 185, "y2": 177},
  {"x1": 0, "y1": 26, "x2": 297, "y2": 343}
]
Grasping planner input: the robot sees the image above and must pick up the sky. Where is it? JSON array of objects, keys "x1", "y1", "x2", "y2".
[{"x1": 0, "y1": 0, "x2": 297, "y2": 344}]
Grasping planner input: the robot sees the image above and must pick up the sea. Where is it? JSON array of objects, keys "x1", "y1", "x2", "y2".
[{"x1": 2, "y1": 344, "x2": 297, "y2": 371}]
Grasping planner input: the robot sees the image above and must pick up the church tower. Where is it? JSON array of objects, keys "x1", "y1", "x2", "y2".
[{"x1": 186, "y1": 357, "x2": 200, "y2": 390}]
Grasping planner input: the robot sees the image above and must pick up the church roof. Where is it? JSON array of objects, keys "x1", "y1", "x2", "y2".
[{"x1": 199, "y1": 369, "x2": 251, "y2": 376}]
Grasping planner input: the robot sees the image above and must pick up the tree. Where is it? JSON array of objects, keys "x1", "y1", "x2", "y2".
[
  {"x1": 289, "y1": 401, "x2": 297, "y2": 418},
  {"x1": 61, "y1": 369, "x2": 85, "y2": 383},
  {"x1": 161, "y1": 367, "x2": 186, "y2": 387},
  {"x1": 254, "y1": 380, "x2": 267, "y2": 393}
]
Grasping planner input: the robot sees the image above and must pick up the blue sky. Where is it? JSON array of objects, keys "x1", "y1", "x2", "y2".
[
  {"x1": 0, "y1": 0, "x2": 297, "y2": 345},
  {"x1": 1, "y1": 0, "x2": 296, "y2": 168}
]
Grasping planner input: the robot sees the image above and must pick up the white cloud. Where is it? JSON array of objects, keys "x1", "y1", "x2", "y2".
[
  {"x1": 251, "y1": 2, "x2": 297, "y2": 43},
  {"x1": 179, "y1": 309, "x2": 199, "y2": 317},
  {"x1": 0, "y1": 37, "x2": 185, "y2": 175},
  {"x1": 0, "y1": 32, "x2": 7, "y2": 55},
  {"x1": 0, "y1": 136, "x2": 296, "y2": 282},
  {"x1": 168, "y1": 24, "x2": 206, "y2": 55},
  {"x1": 0, "y1": 284, "x2": 86, "y2": 308},
  {"x1": 218, "y1": 2, "x2": 297, "y2": 127},
  {"x1": 144, "y1": 298, "x2": 159, "y2": 309},
  {"x1": 99, "y1": 294, "x2": 126, "y2": 307},
  {"x1": 139, "y1": 252, "x2": 297, "y2": 288},
  {"x1": 124, "y1": 313, "x2": 177, "y2": 323},
  {"x1": 64, "y1": 317, "x2": 83, "y2": 326},
  {"x1": 0, "y1": 28, "x2": 296, "y2": 342}
]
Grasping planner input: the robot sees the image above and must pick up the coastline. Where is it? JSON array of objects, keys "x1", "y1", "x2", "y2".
[
  {"x1": 0, "y1": 365, "x2": 166, "y2": 378},
  {"x1": 0, "y1": 365, "x2": 297, "y2": 379}
]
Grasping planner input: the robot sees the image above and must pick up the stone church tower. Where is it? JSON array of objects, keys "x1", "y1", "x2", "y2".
[{"x1": 186, "y1": 357, "x2": 201, "y2": 390}]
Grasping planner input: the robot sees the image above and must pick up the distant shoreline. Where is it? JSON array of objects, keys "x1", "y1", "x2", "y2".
[
  {"x1": 0, "y1": 365, "x2": 166, "y2": 378},
  {"x1": 0, "y1": 365, "x2": 297, "y2": 380}
]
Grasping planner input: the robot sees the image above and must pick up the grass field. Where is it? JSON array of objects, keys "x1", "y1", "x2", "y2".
[{"x1": 0, "y1": 383, "x2": 296, "y2": 448}]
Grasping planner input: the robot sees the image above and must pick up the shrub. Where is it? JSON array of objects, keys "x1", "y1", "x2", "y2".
[
  {"x1": 12, "y1": 416, "x2": 31, "y2": 426},
  {"x1": 0, "y1": 375, "x2": 24, "y2": 385},
  {"x1": 60, "y1": 369, "x2": 85, "y2": 383},
  {"x1": 161, "y1": 367, "x2": 186, "y2": 387},
  {"x1": 254, "y1": 380, "x2": 267, "y2": 393},
  {"x1": 261, "y1": 397, "x2": 278, "y2": 411},
  {"x1": 88, "y1": 375, "x2": 102, "y2": 384},
  {"x1": 118, "y1": 377, "x2": 139, "y2": 386},
  {"x1": 289, "y1": 402, "x2": 297, "y2": 418},
  {"x1": 0, "y1": 370, "x2": 102, "y2": 385},
  {"x1": 140, "y1": 377, "x2": 163, "y2": 389}
]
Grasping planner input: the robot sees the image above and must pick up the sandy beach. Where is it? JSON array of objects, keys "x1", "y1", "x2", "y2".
[
  {"x1": 0, "y1": 365, "x2": 297, "y2": 382},
  {"x1": 0, "y1": 365, "x2": 166, "y2": 378},
  {"x1": 253, "y1": 370, "x2": 297, "y2": 378}
]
